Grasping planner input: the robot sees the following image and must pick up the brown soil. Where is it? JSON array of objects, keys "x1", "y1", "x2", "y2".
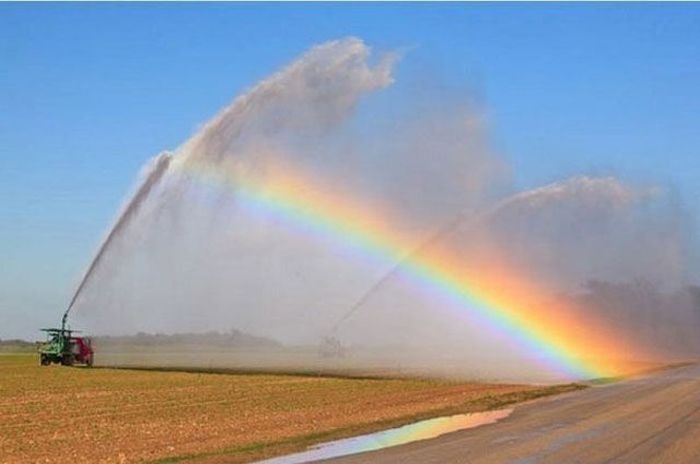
[{"x1": 0, "y1": 354, "x2": 579, "y2": 463}]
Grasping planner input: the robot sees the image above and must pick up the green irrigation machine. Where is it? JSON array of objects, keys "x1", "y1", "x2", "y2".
[{"x1": 39, "y1": 310, "x2": 94, "y2": 367}]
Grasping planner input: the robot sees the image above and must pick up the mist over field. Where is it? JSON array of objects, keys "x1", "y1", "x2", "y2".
[{"x1": 69, "y1": 38, "x2": 699, "y2": 381}]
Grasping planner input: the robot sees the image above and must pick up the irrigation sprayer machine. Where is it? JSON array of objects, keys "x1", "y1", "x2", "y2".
[{"x1": 39, "y1": 308, "x2": 93, "y2": 367}]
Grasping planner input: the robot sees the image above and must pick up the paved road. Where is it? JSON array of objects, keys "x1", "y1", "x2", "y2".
[{"x1": 325, "y1": 363, "x2": 700, "y2": 464}]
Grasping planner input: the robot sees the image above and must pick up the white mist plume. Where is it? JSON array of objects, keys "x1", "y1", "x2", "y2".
[
  {"x1": 179, "y1": 37, "x2": 397, "y2": 165},
  {"x1": 479, "y1": 176, "x2": 684, "y2": 289},
  {"x1": 70, "y1": 38, "x2": 698, "y2": 382},
  {"x1": 492, "y1": 176, "x2": 647, "y2": 214},
  {"x1": 74, "y1": 38, "x2": 406, "y2": 337}
]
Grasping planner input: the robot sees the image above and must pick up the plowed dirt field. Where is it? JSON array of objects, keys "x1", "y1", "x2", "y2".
[{"x1": 0, "y1": 354, "x2": 579, "y2": 463}]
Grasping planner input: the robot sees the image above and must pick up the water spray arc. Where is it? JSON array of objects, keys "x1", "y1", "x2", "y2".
[
  {"x1": 330, "y1": 176, "x2": 642, "y2": 334},
  {"x1": 63, "y1": 153, "x2": 172, "y2": 322},
  {"x1": 330, "y1": 213, "x2": 472, "y2": 335},
  {"x1": 329, "y1": 196, "x2": 512, "y2": 335}
]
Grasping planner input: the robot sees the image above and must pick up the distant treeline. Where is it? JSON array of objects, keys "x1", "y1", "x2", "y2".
[
  {"x1": 94, "y1": 329, "x2": 282, "y2": 349},
  {"x1": 0, "y1": 339, "x2": 37, "y2": 352},
  {"x1": 567, "y1": 281, "x2": 700, "y2": 357}
]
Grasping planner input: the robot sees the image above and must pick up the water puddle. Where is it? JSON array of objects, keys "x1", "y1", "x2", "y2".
[{"x1": 256, "y1": 408, "x2": 513, "y2": 464}]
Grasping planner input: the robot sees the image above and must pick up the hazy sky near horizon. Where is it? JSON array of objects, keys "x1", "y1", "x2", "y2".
[{"x1": 1, "y1": 3, "x2": 699, "y2": 339}]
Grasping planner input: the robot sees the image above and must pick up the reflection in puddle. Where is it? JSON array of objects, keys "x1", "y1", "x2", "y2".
[{"x1": 257, "y1": 408, "x2": 513, "y2": 464}]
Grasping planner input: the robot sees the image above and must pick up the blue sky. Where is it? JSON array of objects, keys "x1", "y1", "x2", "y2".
[{"x1": 1, "y1": 3, "x2": 699, "y2": 339}]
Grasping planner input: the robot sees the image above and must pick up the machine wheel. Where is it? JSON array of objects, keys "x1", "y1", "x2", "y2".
[
  {"x1": 40, "y1": 354, "x2": 50, "y2": 366},
  {"x1": 61, "y1": 355, "x2": 74, "y2": 366},
  {"x1": 86, "y1": 354, "x2": 94, "y2": 368}
]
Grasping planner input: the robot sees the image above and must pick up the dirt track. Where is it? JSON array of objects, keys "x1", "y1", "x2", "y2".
[{"x1": 324, "y1": 363, "x2": 700, "y2": 464}]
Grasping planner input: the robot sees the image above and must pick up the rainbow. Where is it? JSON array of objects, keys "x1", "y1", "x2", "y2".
[{"x1": 173, "y1": 157, "x2": 645, "y2": 379}]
